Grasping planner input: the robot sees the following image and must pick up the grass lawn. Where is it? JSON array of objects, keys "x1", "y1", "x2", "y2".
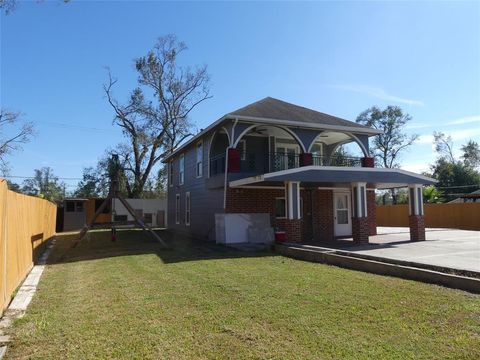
[{"x1": 5, "y1": 230, "x2": 480, "y2": 359}]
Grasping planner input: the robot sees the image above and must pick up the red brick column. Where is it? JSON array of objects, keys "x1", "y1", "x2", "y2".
[
  {"x1": 299, "y1": 153, "x2": 313, "y2": 167},
  {"x1": 361, "y1": 157, "x2": 375, "y2": 167},
  {"x1": 285, "y1": 219, "x2": 302, "y2": 243},
  {"x1": 312, "y1": 189, "x2": 334, "y2": 242},
  {"x1": 227, "y1": 148, "x2": 240, "y2": 173},
  {"x1": 409, "y1": 215, "x2": 425, "y2": 241},
  {"x1": 367, "y1": 190, "x2": 377, "y2": 236},
  {"x1": 352, "y1": 217, "x2": 369, "y2": 244}
]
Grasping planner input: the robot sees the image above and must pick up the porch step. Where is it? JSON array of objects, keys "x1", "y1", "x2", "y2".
[{"x1": 275, "y1": 243, "x2": 480, "y2": 294}]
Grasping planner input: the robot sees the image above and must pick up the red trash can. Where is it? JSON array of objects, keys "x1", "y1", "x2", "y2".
[{"x1": 274, "y1": 231, "x2": 286, "y2": 242}]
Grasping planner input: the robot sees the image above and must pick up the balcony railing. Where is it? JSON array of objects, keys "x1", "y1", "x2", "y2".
[{"x1": 209, "y1": 152, "x2": 362, "y2": 176}]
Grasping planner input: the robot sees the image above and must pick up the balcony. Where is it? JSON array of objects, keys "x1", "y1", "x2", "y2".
[{"x1": 209, "y1": 152, "x2": 362, "y2": 177}]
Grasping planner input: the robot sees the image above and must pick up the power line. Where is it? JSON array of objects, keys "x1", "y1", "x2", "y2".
[{"x1": 2, "y1": 175, "x2": 82, "y2": 181}]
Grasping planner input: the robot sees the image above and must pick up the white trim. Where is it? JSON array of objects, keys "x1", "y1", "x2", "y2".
[
  {"x1": 232, "y1": 123, "x2": 307, "y2": 152},
  {"x1": 229, "y1": 165, "x2": 436, "y2": 188},
  {"x1": 164, "y1": 112, "x2": 381, "y2": 162},
  {"x1": 230, "y1": 115, "x2": 382, "y2": 136},
  {"x1": 185, "y1": 192, "x2": 191, "y2": 226}
]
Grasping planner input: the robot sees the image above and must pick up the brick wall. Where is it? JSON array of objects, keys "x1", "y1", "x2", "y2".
[
  {"x1": 409, "y1": 215, "x2": 426, "y2": 241},
  {"x1": 367, "y1": 190, "x2": 377, "y2": 235},
  {"x1": 312, "y1": 189, "x2": 334, "y2": 242},
  {"x1": 352, "y1": 217, "x2": 369, "y2": 244},
  {"x1": 225, "y1": 187, "x2": 345, "y2": 244}
]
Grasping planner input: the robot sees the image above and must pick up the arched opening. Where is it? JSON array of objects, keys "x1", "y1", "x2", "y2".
[
  {"x1": 208, "y1": 128, "x2": 230, "y2": 177},
  {"x1": 233, "y1": 125, "x2": 306, "y2": 173},
  {"x1": 308, "y1": 131, "x2": 367, "y2": 167}
]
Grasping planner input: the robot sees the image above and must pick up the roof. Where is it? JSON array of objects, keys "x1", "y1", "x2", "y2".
[
  {"x1": 164, "y1": 97, "x2": 380, "y2": 161},
  {"x1": 229, "y1": 166, "x2": 437, "y2": 189},
  {"x1": 229, "y1": 97, "x2": 370, "y2": 130}
]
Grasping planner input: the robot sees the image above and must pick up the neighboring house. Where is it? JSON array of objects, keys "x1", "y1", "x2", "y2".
[
  {"x1": 62, "y1": 198, "x2": 167, "y2": 231},
  {"x1": 448, "y1": 189, "x2": 480, "y2": 203},
  {"x1": 165, "y1": 97, "x2": 435, "y2": 244}
]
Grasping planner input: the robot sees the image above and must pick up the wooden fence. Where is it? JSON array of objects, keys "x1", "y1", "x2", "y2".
[
  {"x1": 377, "y1": 203, "x2": 480, "y2": 230},
  {"x1": 0, "y1": 179, "x2": 57, "y2": 316}
]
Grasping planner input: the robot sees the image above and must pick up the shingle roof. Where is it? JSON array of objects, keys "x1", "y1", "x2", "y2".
[{"x1": 228, "y1": 97, "x2": 368, "y2": 129}]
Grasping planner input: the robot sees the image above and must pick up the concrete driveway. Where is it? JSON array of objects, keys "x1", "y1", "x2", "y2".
[{"x1": 337, "y1": 227, "x2": 480, "y2": 274}]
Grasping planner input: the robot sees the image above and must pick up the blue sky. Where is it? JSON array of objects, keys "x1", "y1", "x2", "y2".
[{"x1": 1, "y1": 1, "x2": 479, "y2": 191}]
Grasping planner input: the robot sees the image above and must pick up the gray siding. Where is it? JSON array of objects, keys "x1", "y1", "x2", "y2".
[{"x1": 167, "y1": 134, "x2": 225, "y2": 240}]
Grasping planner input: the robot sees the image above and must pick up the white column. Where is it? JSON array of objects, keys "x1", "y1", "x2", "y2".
[
  {"x1": 351, "y1": 182, "x2": 368, "y2": 218},
  {"x1": 408, "y1": 184, "x2": 424, "y2": 216},
  {"x1": 285, "y1": 181, "x2": 301, "y2": 220}
]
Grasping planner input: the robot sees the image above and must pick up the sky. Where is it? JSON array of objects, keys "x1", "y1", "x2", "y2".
[{"x1": 1, "y1": 0, "x2": 479, "y2": 192}]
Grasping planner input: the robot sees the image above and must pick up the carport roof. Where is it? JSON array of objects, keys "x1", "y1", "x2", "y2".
[{"x1": 229, "y1": 166, "x2": 437, "y2": 189}]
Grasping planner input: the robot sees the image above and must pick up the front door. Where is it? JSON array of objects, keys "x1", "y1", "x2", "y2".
[{"x1": 333, "y1": 192, "x2": 352, "y2": 237}]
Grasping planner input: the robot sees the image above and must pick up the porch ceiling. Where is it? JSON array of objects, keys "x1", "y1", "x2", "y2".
[{"x1": 229, "y1": 166, "x2": 437, "y2": 189}]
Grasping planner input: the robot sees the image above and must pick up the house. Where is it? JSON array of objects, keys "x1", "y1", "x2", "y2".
[
  {"x1": 165, "y1": 97, "x2": 435, "y2": 244},
  {"x1": 448, "y1": 189, "x2": 480, "y2": 203},
  {"x1": 62, "y1": 198, "x2": 167, "y2": 231}
]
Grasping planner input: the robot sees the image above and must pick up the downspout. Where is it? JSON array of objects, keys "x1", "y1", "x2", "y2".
[{"x1": 223, "y1": 118, "x2": 238, "y2": 209}]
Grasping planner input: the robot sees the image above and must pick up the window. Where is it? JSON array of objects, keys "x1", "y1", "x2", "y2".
[
  {"x1": 144, "y1": 213, "x2": 153, "y2": 225},
  {"x1": 237, "y1": 140, "x2": 247, "y2": 161},
  {"x1": 312, "y1": 142, "x2": 323, "y2": 166},
  {"x1": 196, "y1": 142, "x2": 203, "y2": 177},
  {"x1": 179, "y1": 154, "x2": 185, "y2": 185},
  {"x1": 185, "y1": 192, "x2": 191, "y2": 226},
  {"x1": 66, "y1": 201, "x2": 84, "y2": 213},
  {"x1": 114, "y1": 215, "x2": 128, "y2": 222},
  {"x1": 175, "y1": 194, "x2": 181, "y2": 224},
  {"x1": 275, "y1": 198, "x2": 286, "y2": 218},
  {"x1": 66, "y1": 201, "x2": 75, "y2": 212},
  {"x1": 75, "y1": 202, "x2": 84, "y2": 212},
  {"x1": 169, "y1": 160, "x2": 173, "y2": 187}
]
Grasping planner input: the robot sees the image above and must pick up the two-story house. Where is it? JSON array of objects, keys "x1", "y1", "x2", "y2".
[{"x1": 165, "y1": 97, "x2": 435, "y2": 245}]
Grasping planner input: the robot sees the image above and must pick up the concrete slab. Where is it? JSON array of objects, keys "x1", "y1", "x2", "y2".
[{"x1": 327, "y1": 227, "x2": 480, "y2": 274}]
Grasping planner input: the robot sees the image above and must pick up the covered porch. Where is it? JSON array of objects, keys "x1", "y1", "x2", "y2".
[{"x1": 228, "y1": 165, "x2": 436, "y2": 245}]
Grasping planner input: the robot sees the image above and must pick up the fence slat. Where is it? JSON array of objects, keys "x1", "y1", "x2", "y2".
[
  {"x1": 0, "y1": 180, "x2": 56, "y2": 315},
  {"x1": 377, "y1": 203, "x2": 480, "y2": 230}
]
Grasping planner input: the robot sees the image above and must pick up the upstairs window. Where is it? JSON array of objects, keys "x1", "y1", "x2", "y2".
[
  {"x1": 179, "y1": 154, "x2": 185, "y2": 185},
  {"x1": 196, "y1": 142, "x2": 203, "y2": 177},
  {"x1": 169, "y1": 160, "x2": 173, "y2": 187}
]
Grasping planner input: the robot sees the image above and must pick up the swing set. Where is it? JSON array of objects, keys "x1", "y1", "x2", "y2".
[{"x1": 70, "y1": 155, "x2": 168, "y2": 249}]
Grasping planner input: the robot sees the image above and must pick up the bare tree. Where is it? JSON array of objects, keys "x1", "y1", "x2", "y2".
[
  {"x1": 104, "y1": 34, "x2": 211, "y2": 197},
  {"x1": 433, "y1": 131, "x2": 456, "y2": 163},
  {"x1": 0, "y1": 109, "x2": 34, "y2": 172}
]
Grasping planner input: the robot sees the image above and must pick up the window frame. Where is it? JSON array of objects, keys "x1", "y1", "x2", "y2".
[
  {"x1": 179, "y1": 154, "x2": 185, "y2": 185},
  {"x1": 175, "y1": 194, "x2": 181, "y2": 224},
  {"x1": 196, "y1": 141, "x2": 203, "y2": 178},
  {"x1": 185, "y1": 191, "x2": 191, "y2": 226}
]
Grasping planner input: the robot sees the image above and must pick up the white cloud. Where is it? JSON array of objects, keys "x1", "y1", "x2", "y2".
[
  {"x1": 417, "y1": 134, "x2": 434, "y2": 144},
  {"x1": 445, "y1": 115, "x2": 480, "y2": 126},
  {"x1": 332, "y1": 84, "x2": 424, "y2": 106}
]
